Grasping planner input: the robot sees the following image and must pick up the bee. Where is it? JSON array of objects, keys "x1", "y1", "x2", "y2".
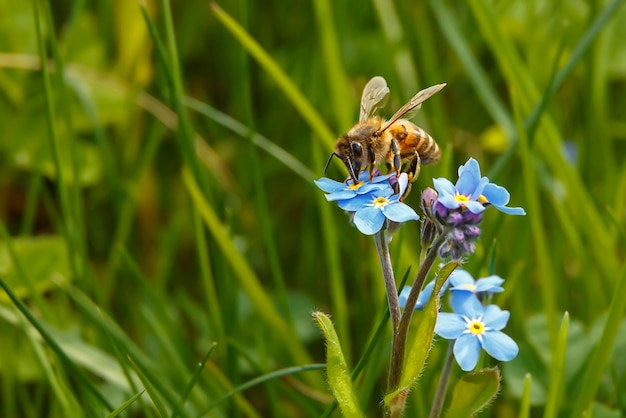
[{"x1": 325, "y1": 76, "x2": 446, "y2": 185}]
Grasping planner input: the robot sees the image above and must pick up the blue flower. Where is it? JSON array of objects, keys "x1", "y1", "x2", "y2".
[
  {"x1": 399, "y1": 278, "x2": 451, "y2": 310},
  {"x1": 433, "y1": 158, "x2": 526, "y2": 215},
  {"x1": 450, "y1": 270, "x2": 504, "y2": 295},
  {"x1": 314, "y1": 171, "x2": 393, "y2": 202},
  {"x1": 435, "y1": 294, "x2": 518, "y2": 371},
  {"x1": 338, "y1": 173, "x2": 419, "y2": 235}
]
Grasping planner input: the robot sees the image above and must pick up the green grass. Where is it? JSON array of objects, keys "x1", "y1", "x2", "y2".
[{"x1": 0, "y1": 0, "x2": 625, "y2": 416}]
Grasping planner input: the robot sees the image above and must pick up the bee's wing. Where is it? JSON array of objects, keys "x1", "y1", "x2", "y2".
[
  {"x1": 379, "y1": 83, "x2": 446, "y2": 132},
  {"x1": 359, "y1": 76, "x2": 390, "y2": 123}
]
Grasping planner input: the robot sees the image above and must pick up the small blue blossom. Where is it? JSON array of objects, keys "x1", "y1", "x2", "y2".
[
  {"x1": 338, "y1": 173, "x2": 419, "y2": 235},
  {"x1": 450, "y1": 270, "x2": 504, "y2": 295},
  {"x1": 314, "y1": 170, "x2": 394, "y2": 202},
  {"x1": 435, "y1": 293, "x2": 518, "y2": 371},
  {"x1": 433, "y1": 158, "x2": 526, "y2": 215},
  {"x1": 399, "y1": 278, "x2": 450, "y2": 310}
]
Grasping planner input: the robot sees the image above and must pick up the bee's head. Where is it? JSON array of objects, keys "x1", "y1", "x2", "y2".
[{"x1": 327, "y1": 136, "x2": 363, "y2": 183}]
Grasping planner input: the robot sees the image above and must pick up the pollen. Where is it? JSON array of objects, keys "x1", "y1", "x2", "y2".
[
  {"x1": 349, "y1": 182, "x2": 364, "y2": 190},
  {"x1": 455, "y1": 194, "x2": 470, "y2": 203},
  {"x1": 478, "y1": 195, "x2": 489, "y2": 204},
  {"x1": 373, "y1": 197, "x2": 389, "y2": 208},
  {"x1": 468, "y1": 320, "x2": 485, "y2": 335},
  {"x1": 462, "y1": 284, "x2": 477, "y2": 291}
]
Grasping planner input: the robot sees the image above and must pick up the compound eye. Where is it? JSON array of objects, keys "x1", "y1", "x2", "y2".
[{"x1": 351, "y1": 142, "x2": 363, "y2": 158}]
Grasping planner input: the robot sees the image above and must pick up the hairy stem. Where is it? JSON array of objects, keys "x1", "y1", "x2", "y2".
[
  {"x1": 373, "y1": 230, "x2": 401, "y2": 331},
  {"x1": 387, "y1": 231, "x2": 448, "y2": 394}
]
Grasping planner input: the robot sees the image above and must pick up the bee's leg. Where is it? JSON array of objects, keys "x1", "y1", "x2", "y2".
[
  {"x1": 391, "y1": 139, "x2": 401, "y2": 177},
  {"x1": 406, "y1": 151, "x2": 421, "y2": 182},
  {"x1": 367, "y1": 144, "x2": 376, "y2": 181}
]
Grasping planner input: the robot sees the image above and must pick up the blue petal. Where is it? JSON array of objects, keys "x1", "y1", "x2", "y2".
[
  {"x1": 469, "y1": 177, "x2": 490, "y2": 201},
  {"x1": 337, "y1": 194, "x2": 372, "y2": 211},
  {"x1": 451, "y1": 293, "x2": 484, "y2": 318},
  {"x1": 463, "y1": 200, "x2": 486, "y2": 214},
  {"x1": 314, "y1": 177, "x2": 346, "y2": 193},
  {"x1": 475, "y1": 276, "x2": 505, "y2": 293},
  {"x1": 483, "y1": 305, "x2": 510, "y2": 330},
  {"x1": 398, "y1": 286, "x2": 411, "y2": 309},
  {"x1": 435, "y1": 313, "x2": 467, "y2": 339},
  {"x1": 458, "y1": 158, "x2": 481, "y2": 178},
  {"x1": 494, "y1": 204, "x2": 526, "y2": 215},
  {"x1": 433, "y1": 177, "x2": 456, "y2": 196},
  {"x1": 481, "y1": 331, "x2": 519, "y2": 362},
  {"x1": 353, "y1": 206, "x2": 385, "y2": 235},
  {"x1": 437, "y1": 194, "x2": 461, "y2": 210},
  {"x1": 482, "y1": 183, "x2": 510, "y2": 206},
  {"x1": 449, "y1": 270, "x2": 475, "y2": 287},
  {"x1": 456, "y1": 170, "x2": 481, "y2": 196},
  {"x1": 454, "y1": 333, "x2": 481, "y2": 371},
  {"x1": 415, "y1": 281, "x2": 436, "y2": 309},
  {"x1": 397, "y1": 173, "x2": 409, "y2": 196},
  {"x1": 325, "y1": 191, "x2": 356, "y2": 201},
  {"x1": 357, "y1": 182, "x2": 390, "y2": 194},
  {"x1": 382, "y1": 202, "x2": 419, "y2": 223}
]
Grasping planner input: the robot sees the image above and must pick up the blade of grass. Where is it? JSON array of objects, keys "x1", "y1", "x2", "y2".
[
  {"x1": 105, "y1": 390, "x2": 146, "y2": 418},
  {"x1": 172, "y1": 343, "x2": 218, "y2": 418},
  {"x1": 0, "y1": 278, "x2": 113, "y2": 411},
  {"x1": 312, "y1": 142, "x2": 351, "y2": 362},
  {"x1": 570, "y1": 262, "x2": 626, "y2": 416},
  {"x1": 237, "y1": 0, "x2": 292, "y2": 325},
  {"x1": 31, "y1": 0, "x2": 84, "y2": 286},
  {"x1": 372, "y1": 0, "x2": 419, "y2": 95},
  {"x1": 313, "y1": 0, "x2": 353, "y2": 130},
  {"x1": 428, "y1": 0, "x2": 515, "y2": 138},
  {"x1": 210, "y1": 2, "x2": 336, "y2": 152},
  {"x1": 519, "y1": 374, "x2": 532, "y2": 418},
  {"x1": 204, "y1": 364, "x2": 326, "y2": 414},
  {"x1": 182, "y1": 168, "x2": 321, "y2": 385},
  {"x1": 184, "y1": 96, "x2": 315, "y2": 181},
  {"x1": 511, "y1": 85, "x2": 559, "y2": 347},
  {"x1": 543, "y1": 312, "x2": 569, "y2": 418}
]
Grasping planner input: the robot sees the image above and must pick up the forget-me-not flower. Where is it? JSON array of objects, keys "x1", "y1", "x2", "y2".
[
  {"x1": 314, "y1": 170, "x2": 394, "y2": 202},
  {"x1": 338, "y1": 173, "x2": 419, "y2": 235},
  {"x1": 450, "y1": 269, "x2": 504, "y2": 295},
  {"x1": 435, "y1": 293, "x2": 518, "y2": 371},
  {"x1": 433, "y1": 158, "x2": 525, "y2": 215}
]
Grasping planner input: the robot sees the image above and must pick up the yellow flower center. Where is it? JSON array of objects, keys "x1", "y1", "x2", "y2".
[
  {"x1": 373, "y1": 197, "x2": 389, "y2": 208},
  {"x1": 349, "y1": 181, "x2": 364, "y2": 190},
  {"x1": 468, "y1": 320, "x2": 485, "y2": 335},
  {"x1": 462, "y1": 284, "x2": 477, "y2": 292},
  {"x1": 455, "y1": 195, "x2": 470, "y2": 203},
  {"x1": 455, "y1": 194, "x2": 489, "y2": 206}
]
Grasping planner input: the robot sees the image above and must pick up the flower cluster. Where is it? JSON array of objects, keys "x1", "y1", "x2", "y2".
[
  {"x1": 426, "y1": 158, "x2": 526, "y2": 260},
  {"x1": 314, "y1": 170, "x2": 419, "y2": 235},
  {"x1": 401, "y1": 269, "x2": 518, "y2": 371}
]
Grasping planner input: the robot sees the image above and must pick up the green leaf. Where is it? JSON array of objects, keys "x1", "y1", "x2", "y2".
[
  {"x1": 0, "y1": 235, "x2": 70, "y2": 300},
  {"x1": 312, "y1": 311, "x2": 364, "y2": 418},
  {"x1": 444, "y1": 367, "x2": 501, "y2": 418},
  {"x1": 385, "y1": 261, "x2": 459, "y2": 406}
]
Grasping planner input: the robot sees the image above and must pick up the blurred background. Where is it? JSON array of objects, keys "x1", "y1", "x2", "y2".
[{"x1": 0, "y1": 0, "x2": 625, "y2": 416}]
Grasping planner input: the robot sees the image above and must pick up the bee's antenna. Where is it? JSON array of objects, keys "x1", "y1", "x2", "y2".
[{"x1": 324, "y1": 152, "x2": 340, "y2": 174}]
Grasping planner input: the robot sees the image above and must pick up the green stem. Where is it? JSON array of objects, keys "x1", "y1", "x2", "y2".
[
  {"x1": 429, "y1": 341, "x2": 455, "y2": 418},
  {"x1": 387, "y1": 231, "x2": 448, "y2": 395},
  {"x1": 373, "y1": 230, "x2": 401, "y2": 331}
]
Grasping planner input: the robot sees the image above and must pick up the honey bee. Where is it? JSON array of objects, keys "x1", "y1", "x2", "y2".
[{"x1": 325, "y1": 76, "x2": 446, "y2": 185}]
